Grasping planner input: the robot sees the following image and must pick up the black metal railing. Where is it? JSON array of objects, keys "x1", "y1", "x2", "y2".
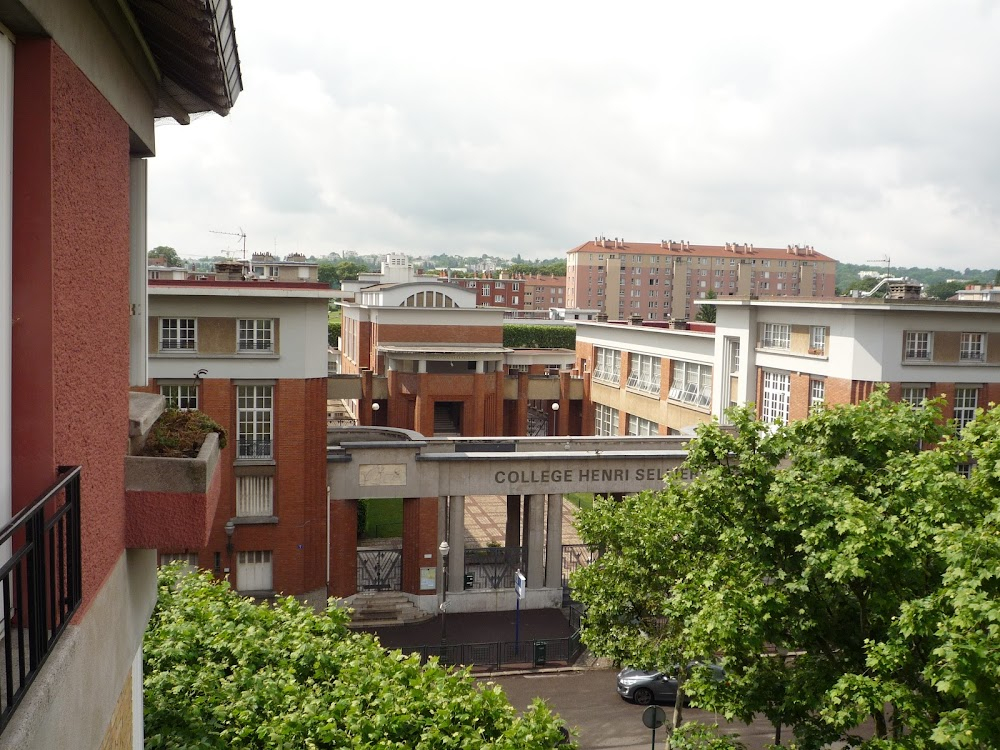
[
  {"x1": 236, "y1": 439, "x2": 273, "y2": 459},
  {"x1": 0, "y1": 466, "x2": 82, "y2": 733},
  {"x1": 463, "y1": 546, "x2": 522, "y2": 590}
]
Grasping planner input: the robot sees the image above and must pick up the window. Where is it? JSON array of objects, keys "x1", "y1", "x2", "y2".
[
  {"x1": 626, "y1": 353, "x2": 661, "y2": 396},
  {"x1": 729, "y1": 341, "x2": 741, "y2": 372},
  {"x1": 761, "y1": 371, "x2": 790, "y2": 424},
  {"x1": 809, "y1": 326, "x2": 827, "y2": 355},
  {"x1": 512, "y1": 296, "x2": 519, "y2": 305},
  {"x1": 237, "y1": 385, "x2": 273, "y2": 459},
  {"x1": 904, "y1": 331, "x2": 932, "y2": 360},
  {"x1": 236, "y1": 550, "x2": 273, "y2": 591},
  {"x1": 809, "y1": 379, "x2": 825, "y2": 410},
  {"x1": 236, "y1": 475, "x2": 274, "y2": 516},
  {"x1": 482, "y1": 285, "x2": 491, "y2": 295},
  {"x1": 494, "y1": 294, "x2": 504, "y2": 303},
  {"x1": 594, "y1": 403, "x2": 619, "y2": 436},
  {"x1": 160, "y1": 318, "x2": 196, "y2": 351},
  {"x1": 960, "y1": 333, "x2": 986, "y2": 361},
  {"x1": 668, "y1": 361, "x2": 712, "y2": 408},
  {"x1": 593, "y1": 347, "x2": 621, "y2": 385},
  {"x1": 159, "y1": 553, "x2": 198, "y2": 575},
  {"x1": 512, "y1": 283, "x2": 520, "y2": 291},
  {"x1": 901, "y1": 385, "x2": 928, "y2": 408},
  {"x1": 160, "y1": 384, "x2": 198, "y2": 410},
  {"x1": 238, "y1": 319, "x2": 273, "y2": 352},
  {"x1": 495, "y1": 282, "x2": 505, "y2": 290},
  {"x1": 954, "y1": 387, "x2": 979, "y2": 432},
  {"x1": 626, "y1": 414, "x2": 659, "y2": 436},
  {"x1": 761, "y1": 323, "x2": 790, "y2": 349}
]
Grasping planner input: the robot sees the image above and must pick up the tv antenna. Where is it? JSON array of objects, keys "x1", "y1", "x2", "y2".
[
  {"x1": 210, "y1": 227, "x2": 247, "y2": 258},
  {"x1": 867, "y1": 255, "x2": 891, "y2": 275}
]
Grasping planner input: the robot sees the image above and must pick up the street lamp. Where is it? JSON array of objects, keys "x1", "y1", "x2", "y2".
[
  {"x1": 438, "y1": 540, "x2": 450, "y2": 647},
  {"x1": 551, "y1": 401, "x2": 560, "y2": 436},
  {"x1": 371, "y1": 402, "x2": 380, "y2": 411},
  {"x1": 224, "y1": 519, "x2": 236, "y2": 555}
]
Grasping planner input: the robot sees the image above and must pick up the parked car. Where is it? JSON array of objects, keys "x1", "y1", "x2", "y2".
[{"x1": 616, "y1": 664, "x2": 725, "y2": 706}]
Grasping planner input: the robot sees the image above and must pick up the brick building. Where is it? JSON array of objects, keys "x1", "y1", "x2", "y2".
[
  {"x1": 566, "y1": 237, "x2": 837, "y2": 321},
  {"x1": 145, "y1": 260, "x2": 335, "y2": 599},
  {"x1": 1, "y1": 1, "x2": 241, "y2": 747}
]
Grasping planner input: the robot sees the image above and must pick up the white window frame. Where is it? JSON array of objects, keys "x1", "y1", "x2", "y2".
[
  {"x1": 494, "y1": 294, "x2": 504, "y2": 303},
  {"x1": 626, "y1": 414, "x2": 658, "y2": 436},
  {"x1": 236, "y1": 550, "x2": 273, "y2": 592},
  {"x1": 160, "y1": 318, "x2": 196, "y2": 351},
  {"x1": 901, "y1": 385, "x2": 928, "y2": 409},
  {"x1": 809, "y1": 326, "x2": 827, "y2": 355},
  {"x1": 237, "y1": 384, "x2": 273, "y2": 459},
  {"x1": 626, "y1": 353, "x2": 661, "y2": 396},
  {"x1": 160, "y1": 384, "x2": 198, "y2": 410},
  {"x1": 959, "y1": 332, "x2": 985, "y2": 362},
  {"x1": 593, "y1": 347, "x2": 621, "y2": 386},
  {"x1": 236, "y1": 475, "x2": 274, "y2": 517},
  {"x1": 809, "y1": 379, "x2": 825, "y2": 410},
  {"x1": 761, "y1": 371, "x2": 790, "y2": 424},
  {"x1": 594, "y1": 403, "x2": 619, "y2": 436},
  {"x1": 238, "y1": 318, "x2": 274, "y2": 353},
  {"x1": 954, "y1": 387, "x2": 979, "y2": 431},
  {"x1": 904, "y1": 331, "x2": 932, "y2": 361},
  {"x1": 668, "y1": 361, "x2": 712, "y2": 408},
  {"x1": 761, "y1": 323, "x2": 790, "y2": 350}
]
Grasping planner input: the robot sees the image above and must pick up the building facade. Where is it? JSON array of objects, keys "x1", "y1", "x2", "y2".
[
  {"x1": 566, "y1": 238, "x2": 837, "y2": 321},
  {"x1": 1, "y1": 1, "x2": 241, "y2": 747},
  {"x1": 145, "y1": 263, "x2": 335, "y2": 599}
]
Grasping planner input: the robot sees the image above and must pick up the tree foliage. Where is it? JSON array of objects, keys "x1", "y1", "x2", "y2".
[
  {"x1": 318, "y1": 260, "x2": 371, "y2": 288},
  {"x1": 573, "y1": 390, "x2": 1000, "y2": 748},
  {"x1": 150, "y1": 245, "x2": 183, "y2": 267},
  {"x1": 328, "y1": 320, "x2": 341, "y2": 347},
  {"x1": 695, "y1": 291, "x2": 717, "y2": 323},
  {"x1": 145, "y1": 569, "x2": 573, "y2": 749},
  {"x1": 503, "y1": 325, "x2": 575, "y2": 349}
]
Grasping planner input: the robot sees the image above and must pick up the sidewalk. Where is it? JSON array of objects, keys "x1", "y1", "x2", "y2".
[
  {"x1": 361, "y1": 608, "x2": 573, "y2": 650},
  {"x1": 462, "y1": 494, "x2": 584, "y2": 547}
]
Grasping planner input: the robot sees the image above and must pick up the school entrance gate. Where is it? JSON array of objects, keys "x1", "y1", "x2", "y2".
[{"x1": 327, "y1": 429, "x2": 690, "y2": 614}]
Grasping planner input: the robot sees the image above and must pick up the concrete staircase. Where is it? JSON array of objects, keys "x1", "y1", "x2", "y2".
[{"x1": 348, "y1": 591, "x2": 433, "y2": 628}]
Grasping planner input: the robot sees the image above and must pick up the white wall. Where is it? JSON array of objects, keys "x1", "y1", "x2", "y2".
[{"x1": 148, "y1": 295, "x2": 331, "y2": 379}]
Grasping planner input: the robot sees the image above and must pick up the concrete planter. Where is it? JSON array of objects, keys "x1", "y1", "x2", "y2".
[{"x1": 124, "y1": 431, "x2": 223, "y2": 549}]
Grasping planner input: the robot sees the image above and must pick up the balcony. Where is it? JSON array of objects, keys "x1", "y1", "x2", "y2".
[
  {"x1": 0, "y1": 466, "x2": 82, "y2": 734},
  {"x1": 237, "y1": 439, "x2": 273, "y2": 460},
  {"x1": 124, "y1": 393, "x2": 223, "y2": 549}
]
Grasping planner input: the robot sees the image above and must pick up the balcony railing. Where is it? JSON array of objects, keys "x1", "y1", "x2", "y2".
[
  {"x1": 0, "y1": 466, "x2": 82, "y2": 733},
  {"x1": 237, "y1": 439, "x2": 273, "y2": 460}
]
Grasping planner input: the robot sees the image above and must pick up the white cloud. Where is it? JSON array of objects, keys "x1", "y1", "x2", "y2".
[{"x1": 148, "y1": 0, "x2": 1000, "y2": 269}]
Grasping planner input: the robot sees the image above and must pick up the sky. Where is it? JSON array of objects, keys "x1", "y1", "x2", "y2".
[{"x1": 148, "y1": 0, "x2": 1000, "y2": 270}]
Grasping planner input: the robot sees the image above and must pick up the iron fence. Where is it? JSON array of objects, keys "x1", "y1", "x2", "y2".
[
  {"x1": 0, "y1": 466, "x2": 82, "y2": 733},
  {"x1": 463, "y1": 546, "x2": 522, "y2": 590},
  {"x1": 237, "y1": 439, "x2": 273, "y2": 459}
]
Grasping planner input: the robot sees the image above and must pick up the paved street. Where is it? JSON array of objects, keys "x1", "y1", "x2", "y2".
[{"x1": 485, "y1": 669, "x2": 779, "y2": 750}]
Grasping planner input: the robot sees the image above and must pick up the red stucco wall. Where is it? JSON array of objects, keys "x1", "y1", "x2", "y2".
[{"x1": 12, "y1": 40, "x2": 131, "y2": 615}]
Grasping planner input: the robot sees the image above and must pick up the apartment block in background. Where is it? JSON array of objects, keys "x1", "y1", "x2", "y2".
[
  {"x1": 1, "y1": 1, "x2": 241, "y2": 747},
  {"x1": 566, "y1": 237, "x2": 837, "y2": 321}
]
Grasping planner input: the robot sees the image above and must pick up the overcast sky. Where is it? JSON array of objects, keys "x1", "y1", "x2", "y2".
[{"x1": 148, "y1": 0, "x2": 1000, "y2": 270}]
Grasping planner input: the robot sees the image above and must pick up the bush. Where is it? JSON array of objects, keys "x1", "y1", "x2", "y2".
[
  {"x1": 503, "y1": 325, "x2": 575, "y2": 350},
  {"x1": 328, "y1": 320, "x2": 342, "y2": 347},
  {"x1": 140, "y1": 409, "x2": 228, "y2": 457}
]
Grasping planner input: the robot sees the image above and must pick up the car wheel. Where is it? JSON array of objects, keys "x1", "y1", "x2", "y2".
[{"x1": 633, "y1": 688, "x2": 654, "y2": 706}]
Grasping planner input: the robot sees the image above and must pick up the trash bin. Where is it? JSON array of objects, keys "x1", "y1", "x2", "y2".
[{"x1": 533, "y1": 640, "x2": 547, "y2": 667}]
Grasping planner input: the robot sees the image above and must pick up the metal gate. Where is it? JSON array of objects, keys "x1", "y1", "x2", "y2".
[
  {"x1": 357, "y1": 548, "x2": 402, "y2": 591},
  {"x1": 561, "y1": 544, "x2": 598, "y2": 604}
]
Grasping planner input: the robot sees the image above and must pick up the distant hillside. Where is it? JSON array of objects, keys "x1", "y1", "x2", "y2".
[{"x1": 836, "y1": 262, "x2": 1000, "y2": 295}]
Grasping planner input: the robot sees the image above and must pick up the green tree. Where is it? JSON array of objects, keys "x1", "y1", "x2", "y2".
[
  {"x1": 149, "y1": 245, "x2": 182, "y2": 267},
  {"x1": 695, "y1": 291, "x2": 717, "y2": 323},
  {"x1": 145, "y1": 568, "x2": 573, "y2": 749},
  {"x1": 573, "y1": 391, "x2": 1000, "y2": 748},
  {"x1": 318, "y1": 260, "x2": 371, "y2": 288},
  {"x1": 924, "y1": 279, "x2": 968, "y2": 300}
]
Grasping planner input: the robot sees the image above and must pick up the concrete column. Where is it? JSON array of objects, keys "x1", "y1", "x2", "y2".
[
  {"x1": 448, "y1": 495, "x2": 465, "y2": 593},
  {"x1": 521, "y1": 495, "x2": 531, "y2": 574},
  {"x1": 545, "y1": 493, "x2": 563, "y2": 589},
  {"x1": 526, "y1": 493, "x2": 545, "y2": 588},
  {"x1": 417, "y1": 359, "x2": 426, "y2": 374},
  {"x1": 505, "y1": 495, "x2": 521, "y2": 549}
]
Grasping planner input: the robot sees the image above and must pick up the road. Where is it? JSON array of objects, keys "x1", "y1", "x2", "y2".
[{"x1": 484, "y1": 668, "x2": 779, "y2": 749}]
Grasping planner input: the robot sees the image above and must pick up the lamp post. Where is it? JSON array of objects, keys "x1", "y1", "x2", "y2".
[
  {"x1": 551, "y1": 401, "x2": 560, "y2": 436},
  {"x1": 224, "y1": 519, "x2": 236, "y2": 555},
  {"x1": 438, "y1": 540, "x2": 450, "y2": 647}
]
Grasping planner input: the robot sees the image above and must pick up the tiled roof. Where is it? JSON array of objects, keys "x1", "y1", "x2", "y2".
[{"x1": 567, "y1": 240, "x2": 836, "y2": 263}]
